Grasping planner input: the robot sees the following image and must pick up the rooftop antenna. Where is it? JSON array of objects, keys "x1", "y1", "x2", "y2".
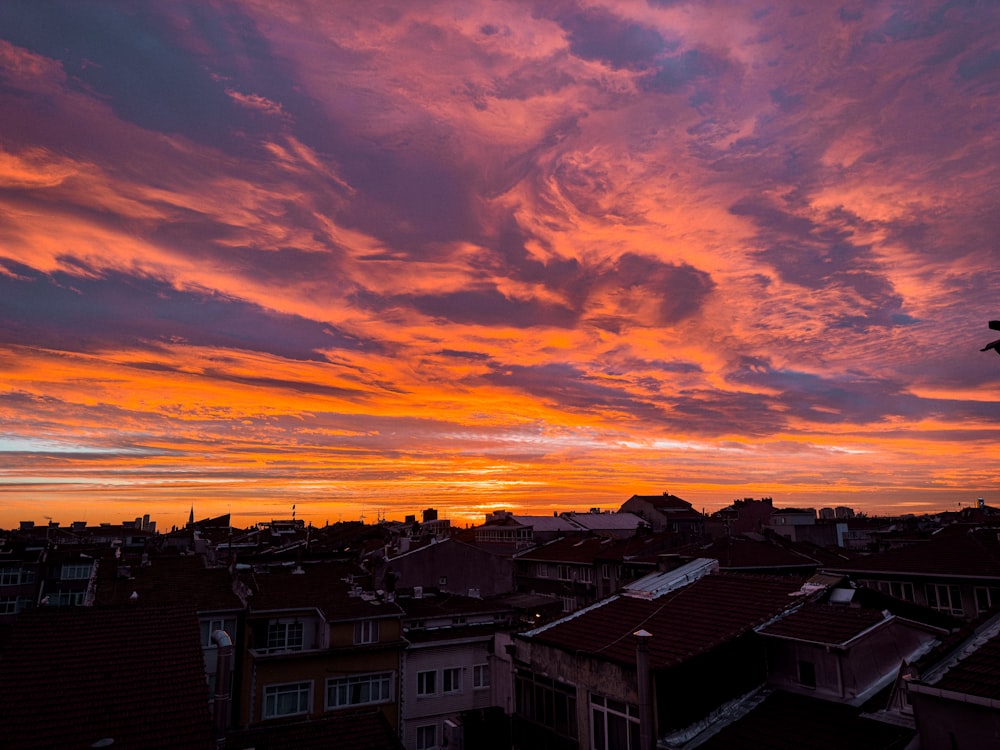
[{"x1": 982, "y1": 320, "x2": 1000, "y2": 356}]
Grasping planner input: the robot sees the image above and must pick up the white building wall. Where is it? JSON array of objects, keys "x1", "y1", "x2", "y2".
[{"x1": 402, "y1": 640, "x2": 495, "y2": 750}]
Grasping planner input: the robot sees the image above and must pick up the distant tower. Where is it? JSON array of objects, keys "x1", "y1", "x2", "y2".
[{"x1": 188, "y1": 505, "x2": 194, "y2": 528}]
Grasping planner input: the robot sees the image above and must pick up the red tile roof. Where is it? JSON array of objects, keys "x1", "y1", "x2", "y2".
[
  {"x1": 516, "y1": 532, "x2": 684, "y2": 565},
  {"x1": 695, "y1": 690, "x2": 913, "y2": 750},
  {"x1": 397, "y1": 591, "x2": 512, "y2": 619},
  {"x1": 0, "y1": 605, "x2": 215, "y2": 750},
  {"x1": 823, "y1": 529, "x2": 1000, "y2": 578},
  {"x1": 94, "y1": 554, "x2": 243, "y2": 611},
  {"x1": 626, "y1": 493, "x2": 694, "y2": 511},
  {"x1": 225, "y1": 709, "x2": 404, "y2": 750},
  {"x1": 932, "y1": 630, "x2": 1000, "y2": 700},
  {"x1": 516, "y1": 535, "x2": 617, "y2": 564},
  {"x1": 759, "y1": 602, "x2": 889, "y2": 646},
  {"x1": 524, "y1": 573, "x2": 803, "y2": 669},
  {"x1": 692, "y1": 536, "x2": 821, "y2": 570},
  {"x1": 245, "y1": 561, "x2": 403, "y2": 621}
]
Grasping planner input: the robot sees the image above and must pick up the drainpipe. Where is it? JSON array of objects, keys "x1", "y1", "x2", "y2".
[
  {"x1": 211, "y1": 630, "x2": 233, "y2": 745},
  {"x1": 635, "y1": 630, "x2": 655, "y2": 750}
]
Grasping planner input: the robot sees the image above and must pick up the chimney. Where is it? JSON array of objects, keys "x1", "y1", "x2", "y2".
[
  {"x1": 635, "y1": 630, "x2": 655, "y2": 750},
  {"x1": 211, "y1": 630, "x2": 234, "y2": 744}
]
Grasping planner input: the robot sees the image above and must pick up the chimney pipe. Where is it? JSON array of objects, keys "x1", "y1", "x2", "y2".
[
  {"x1": 635, "y1": 630, "x2": 655, "y2": 750},
  {"x1": 211, "y1": 630, "x2": 233, "y2": 744}
]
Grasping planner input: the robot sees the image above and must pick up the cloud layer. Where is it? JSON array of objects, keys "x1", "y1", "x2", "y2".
[{"x1": 1, "y1": 1, "x2": 998, "y2": 527}]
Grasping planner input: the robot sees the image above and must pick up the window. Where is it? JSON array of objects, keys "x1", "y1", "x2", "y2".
[
  {"x1": 579, "y1": 567, "x2": 593, "y2": 583},
  {"x1": 266, "y1": 621, "x2": 304, "y2": 652},
  {"x1": 46, "y1": 591, "x2": 84, "y2": 606},
  {"x1": 870, "y1": 580, "x2": 915, "y2": 602},
  {"x1": 601, "y1": 563, "x2": 611, "y2": 579},
  {"x1": 354, "y1": 619, "x2": 379, "y2": 644},
  {"x1": 536, "y1": 563, "x2": 549, "y2": 578},
  {"x1": 561, "y1": 595, "x2": 576, "y2": 613},
  {"x1": 0, "y1": 568, "x2": 25, "y2": 586},
  {"x1": 263, "y1": 681, "x2": 311, "y2": 719},
  {"x1": 443, "y1": 667, "x2": 462, "y2": 694},
  {"x1": 416, "y1": 724, "x2": 437, "y2": 750},
  {"x1": 417, "y1": 670, "x2": 437, "y2": 696},
  {"x1": 926, "y1": 583, "x2": 964, "y2": 617},
  {"x1": 798, "y1": 660, "x2": 816, "y2": 689},
  {"x1": 439, "y1": 576, "x2": 448, "y2": 586},
  {"x1": 515, "y1": 670, "x2": 577, "y2": 739},
  {"x1": 0, "y1": 597, "x2": 28, "y2": 615},
  {"x1": 60, "y1": 563, "x2": 93, "y2": 580},
  {"x1": 326, "y1": 672, "x2": 393, "y2": 709},
  {"x1": 591, "y1": 694, "x2": 640, "y2": 750},
  {"x1": 473, "y1": 664, "x2": 490, "y2": 689},
  {"x1": 557, "y1": 565, "x2": 572, "y2": 581},
  {"x1": 975, "y1": 586, "x2": 1000, "y2": 615}
]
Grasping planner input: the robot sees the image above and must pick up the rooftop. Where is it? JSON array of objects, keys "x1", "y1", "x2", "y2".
[
  {"x1": 95, "y1": 553, "x2": 243, "y2": 611},
  {"x1": 915, "y1": 614, "x2": 1000, "y2": 702},
  {"x1": 823, "y1": 528, "x2": 1000, "y2": 579},
  {"x1": 758, "y1": 602, "x2": 889, "y2": 646},
  {"x1": 932, "y1": 630, "x2": 1000, "y2": 701},
  {"x1": 0, "y1": 605, "x2": 214, "y2": 750},
  {"x1": 692, "y1": 690, "x2": 914, "y2": 750},
  {"x1": 690, "y1": 535, "x2": 822, "y2": 571},
  {"x1": 224, "y1": 709, "x2": 404, "y2": 750},
  {"x1": 625, "y1": 492, "x2": 695, "y2": 511},
  {"x1": 523, "y1": 573, "x2": 805, "y2": 670},
  {"x1": 562, "y1": 511, "x2": 648, "y2": 532},
  {"x1": 242, "y1": 561, "x2": 402, "y2": 621}
]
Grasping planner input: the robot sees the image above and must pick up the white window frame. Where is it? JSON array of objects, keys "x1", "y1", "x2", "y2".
[
  {"x1": 263, "y1": 681, "x2": 311, "y2": 719},
  {"x1": 473, "y1": 664, "x2": 490, "y2": 689},
  {"x1": 417, "y1": 669, "x2": 437, "y2": 697},
  {"x1": 579, "y1": 567, "x2": 593, "y2": 583},
  {"x1": 60, "y1": 563, "x2": 93, "y2": 580},
  {"x1": 326, "y1": 672, "x2": 393, "y2": 709},
  {"x1": 354, "y1": 619, "x2": 379, "y2": 645},
  {"x1": 926, "y1": 583, "x2": 964, "y2": 617},
  {"x1": 561, "y1": 595, "x2": 575, "y2": 613},
  {"x1": 557, "y1": 565, "x2": 572, "y2": 581},
  {"x1": 0, "y1": 568, "x2": 24, "y2": 586},
  {"x1": 442, "y1": 667, "x2": 462, "y2": 694},
  {"x1": 266, "y1": 620, "x2": 304, "y2": 652},
  {"x1": 590, "y1": 693, "x2": 640, "y2": 750},
  {"x1": 536, "y1": 563, "x2": 549, "y2": 578},
  {"x1": 416, "y1": 723, "x2": 438, "y2": 750}
]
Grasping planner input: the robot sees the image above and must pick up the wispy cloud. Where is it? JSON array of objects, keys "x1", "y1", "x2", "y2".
[{"x1": 0, "y1": 0, "x2": 997, "y2": 527}]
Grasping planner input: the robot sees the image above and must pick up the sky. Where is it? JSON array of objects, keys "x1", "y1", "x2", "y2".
[{"x1": 1, "y1": 0, "x2": 999, "y2": 531}]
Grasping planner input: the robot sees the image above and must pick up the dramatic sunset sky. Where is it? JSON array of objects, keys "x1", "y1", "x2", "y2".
[{"x1": 1, "y1": 1, "x2": 998, "y2": 530}]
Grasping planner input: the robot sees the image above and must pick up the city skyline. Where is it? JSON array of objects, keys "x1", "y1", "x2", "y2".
[{"x1": 1, "y1": 1, "x2": 999, "y2": 531}]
